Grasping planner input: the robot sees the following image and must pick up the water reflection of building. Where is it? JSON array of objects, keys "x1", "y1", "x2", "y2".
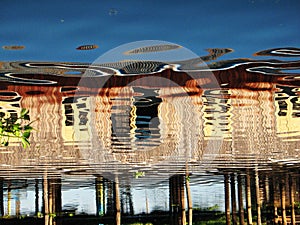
[
  {"x1": 0, "y1": 71, "x2": 300, "y2": 224},
  {"x1": 0, "y1": 83, "x2": 299, "y2": 176}
]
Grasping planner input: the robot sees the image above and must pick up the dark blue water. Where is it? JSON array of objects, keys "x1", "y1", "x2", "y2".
[{"x1": 1, "y1": 0, "x2": 299, "y2": 62}]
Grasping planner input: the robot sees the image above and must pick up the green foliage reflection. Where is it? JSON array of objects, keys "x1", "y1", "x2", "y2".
[{"x1": 0, "y1": 108, "x2": 33, "y2": 148}]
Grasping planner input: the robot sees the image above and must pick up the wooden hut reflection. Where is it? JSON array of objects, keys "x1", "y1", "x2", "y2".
[{"x1": 0, "y1": 59, "x2": 300, "y2": 224}]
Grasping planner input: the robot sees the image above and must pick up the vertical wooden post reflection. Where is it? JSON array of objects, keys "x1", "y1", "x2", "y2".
[
  {"x1": 264, "y1": 176, "x2": 270, "y2": 204},
  {"x1": 122, "y1": 185, "x2": 134, "y2": 215},
  {"x1": 224, "y1": 173, "x2": 231, "y2": 225},
  {"x1": 43, "y1": 175, "x2": 49, "y2": 218},
  {"x1": 128, "y1": 187, "x2": 134, "y2": 215},
  {"x1": 289, "y1": 174, "x2": 296, "y2": 225},
  {"x1": 179, "y1": 175, "x2": 186, "y2": 225},
  {"x1": 7, "y1": 181, "x2": 11, "y2": 216},
  {"x1": 42, "y1": 175, "x2": 62, "y2": 225},
  {"x1": 106, "y1": 180, "x2": 114, "y2": 216},
  {"x1": 0, "y1": 178, "x2": 3, "y2": 217},
  {"x1": 121, "y1": 191, "x2": 125, "y2": 215},
  {"x1": 114, "y1": 177, "x2": 121, "y2": 225},
  {"x1": 145, "y1": 190, "x2": 149, "y2": 214},
  {"x1": 255, "y1": 169, "x2": 262, "y2": 225},
  {"x1": 49, "y1": 178, "x2": 62, "y2": 217},
  {"x1": 169, "y1": 175, "x2": 186, "y2": 225},
  {"x1": 169, "y1": 177, "x2": 172, "y2": 222},
  {"x1": 185, "y1": 173, "x2": 193, "y2": 225},
  {"x1": 263, "y1": 175, "x2": 272, "y2": 224},
  {"x1": 55, "y1": 179, "x2": 62, "y2": 215},
  {"x1": 95, "y1": 176, "x2": 105, "y2": 216},
  {"x1": 169, "y1": 176, "x2": 174, "y2": 224},
  {"x1": 48, "y1": 179, "x2": 53, "y2": 220},
  {"x1": 231, "y1": 173, "x2": 238, "y2": 225},
  {"x1": 268, "y1": 176, "x2": 275, "y2": 223},
  {"x1": 245, "y1": 171, "x2": 253, "y2": 225},
  {"x1": 238, "y1": 174, "x2": 245, "y2": 225},
  {"x1": 15, "y1": 191, "x2": 20, "y2": 217},
  {"x1": 280, "y1": 178, "x2": 287, "y2": 225},
  {"x1": 272, "y1": 177, "x2": 279, "y2": 223},
  {"x1": 35, "y1": 179, "x2": 39, "y2": 216}
]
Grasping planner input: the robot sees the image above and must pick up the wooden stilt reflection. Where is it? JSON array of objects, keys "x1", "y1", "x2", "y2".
[
  {"x1": 35, "y1": 179, "x2": 39, "y2": 216},
  {"x1": 169, "y1": 175, "x2": 186, "y2": 225},
  {"x1": 122, "y1": 185, "x2": 134, "y2": 215},
  {"x1": 128, "y1": 187, "x2": 134, "y2": 215},
  {"x1": 121, "y1": 190, "x2": 125, "y2": 215},
  {"x1": 263, "y1": 175, "x2": 273, "y2": 224},
  {"x1": 15, "y1": 191, "x2": 20, "y2": 217},
  {"x1": 264, "y1": 176, "x2": 270, "y2": 204},
  {"x1": 179, "y1": 176, "x2": 186, "y2": 225},
  {"x1": 106, "y1": 180, "x2": 114, "y2": 216},
  {"x1": 169, "y1": 176, "x2": 175, "y2": 225},
  {"x1": 245, "y1": 171, "x2": 253, "y2": 225},
  {"x1": 43, "y1": 179, "x2": 49, "y2": 225},
  {"x1": 0, "y1": 179, "x2": 3, "y2": 217},
  {"x1": 231, "y1": 173, "x2": 238, "y2": 225},
  {"x1": 42, "y1": 175, "x2": 62, "y2": 225},
  {"x1": 280, "y1": 178, "x2": 287, "y2": 225},
  {"x1": 238, "y1": 174, "x2": 245, "y2": 225},
  {"x1": 185, "y1": 173, "x2": 193, "y2": 225},
  {"x1": 169, "y1": 177, "x2": 173, "y2": 223},
  {"x1": 271, "y1": 176, "x2": 278, "y2": 223},
  {"x1": 255, "y1": 169, "x2": 262, "y2": 225},
  {"x1": 114, "y1": 177, "x2": 121, "y2": 225},
  {"x1": 48, "y1": 179, "x2": 53, "y2": 222},
  {"x1": 289, "y1": 174, "x2": 296, "y2": 225},
  {"x1": 145, "y1": 190, "x2": 149, "y2": 214},
  {"x1": 7, "y1": 181, "x2": 11, "y2": 217},
  {"x1": 49, "y1": 178, "x2": 62, "y2": 217},
  {"x1": 224, "y1": 174, "x2": 231, "y2": 225},
  {"x1": 95, "y1": 176, "x2": 105, "y2": 216},
  {"x1": 268, "y1": 176, "x2": 275, "y2": 224}
]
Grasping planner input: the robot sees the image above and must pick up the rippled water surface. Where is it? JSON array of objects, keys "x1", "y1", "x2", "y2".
[{"x1": 1, "y1": 1, "x2": 300, "y2": 225}]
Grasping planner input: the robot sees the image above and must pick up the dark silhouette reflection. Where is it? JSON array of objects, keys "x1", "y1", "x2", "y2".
[
  {"x1": 35, "y1": 179, "x2": 39, "y2": 216},
  {"x1": 169, "y1": 175, "x2": 186, "y2": 225},
  {"x1": 230, "y1": 174, "x2": 238, "y2": 225},
  {"x1": 245, "y1": 171, "x2": 253, "y2": 225},
  {"x1": 0, "y1": 178, "x2": 3, "y2": 217},
  {"x1": 237, "y1": 174, "x2": 245, "y2": 225},
  {"x1": 224, "y1": 173, "x2": 231, "y2": 225},
  {"x1": 185, "y1": 167, "x2": 193, "y2": 225}
]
